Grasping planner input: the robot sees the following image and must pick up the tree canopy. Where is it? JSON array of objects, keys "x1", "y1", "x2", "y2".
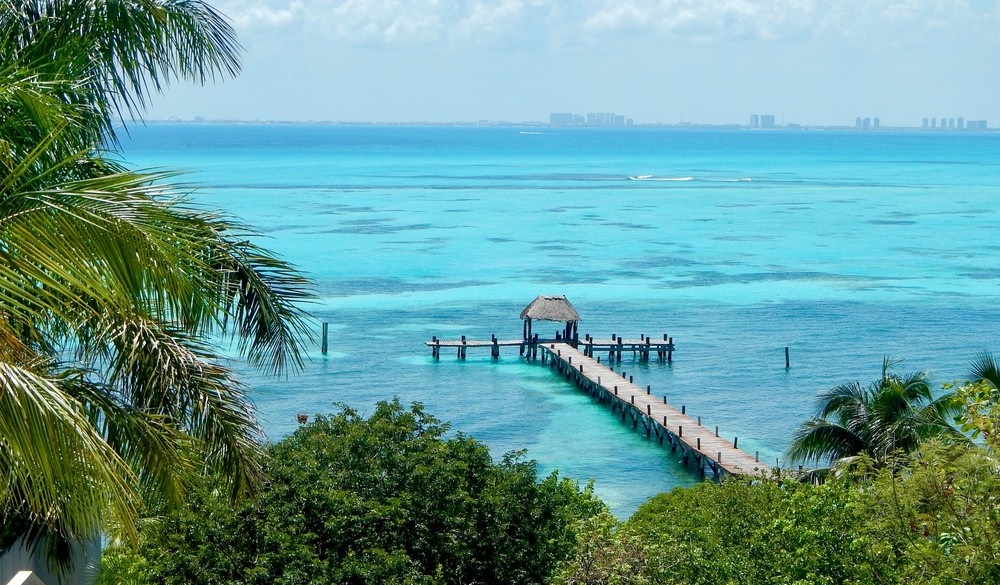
[{"x1": 106, "y1": 400, "x2": 604, "y2": 585}]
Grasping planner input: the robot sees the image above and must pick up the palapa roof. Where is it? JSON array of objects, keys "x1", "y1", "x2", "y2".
[{"x1": 519, "y1": 295, "x2": 581, "y2": 323}]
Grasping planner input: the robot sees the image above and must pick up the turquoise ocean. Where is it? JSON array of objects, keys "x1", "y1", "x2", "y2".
[{"x1": 120, "y1": 124, "x2": 1000, "y2": 515}]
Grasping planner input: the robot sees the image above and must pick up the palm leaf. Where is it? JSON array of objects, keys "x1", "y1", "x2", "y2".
[
  {"x1": 0, "y1": 360, "x2": 140, "y2": 543},
  {"x1": 970, "y1": 351, "x2": 1000, "y2": 390},
  {"x1": 786, "y1": 418, "x2": 865, "y2": 467}
]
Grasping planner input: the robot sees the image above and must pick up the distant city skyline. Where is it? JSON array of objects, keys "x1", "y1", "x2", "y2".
[
  {"x1": 144, "y1": 1, "x2": 1000, "y2": 126},
  {"x1": 163, "y1": 111, "x2": 991, "y2": 131}
]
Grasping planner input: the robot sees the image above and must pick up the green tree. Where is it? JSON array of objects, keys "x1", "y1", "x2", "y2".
[
  {"x1": 0, "y1": 0, "x2": 312, "y2": 571},
  {"x1": 557, "y1": 476, "x2": 904, "y2": 585},
  {"x1": 123, "y1": 400, "x2": 604, "y2": 585},
  {"x1": 787, "y1": 357, "x2": 962, "y2": 471}
]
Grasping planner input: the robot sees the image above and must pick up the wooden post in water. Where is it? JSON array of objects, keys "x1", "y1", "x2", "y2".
[
  {"x1": 321, "y1": 322, "x2": 329, "y2": 355},
  {"x1": 785, "y1": 346, "x2": 790, "y2": 368},
  {"x1": 667, "y1": 335, "x2": 673, "y2": 363}
]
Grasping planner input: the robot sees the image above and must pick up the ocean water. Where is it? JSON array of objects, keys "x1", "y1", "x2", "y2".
[{"x1": 119, "y1": 124, "x2": 1000, "y2": 515}]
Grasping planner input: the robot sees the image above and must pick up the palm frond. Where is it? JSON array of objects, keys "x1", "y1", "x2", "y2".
[
  {"x1": 0, "y1": 360, "x2": 140, "y2": 543},
  {"x1": 787, "y1": 418, "x2": 865, "y2": 467},
  {"x1": 970, "y1": 351, "x2": 1000, "y2": 390},
  {"x1": 96, "y1": 312, "x2": 267, "y2": 497}
]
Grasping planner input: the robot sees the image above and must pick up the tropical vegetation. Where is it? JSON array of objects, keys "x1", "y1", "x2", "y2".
[
  {"x1": 786, "y1": 357, "x2": 964, "y2": 472},
  {"x1": 0, "y1": 0, "x2": 311, "y2": 572},
  {"x1": 100, "y1": 400, "x2": 605, "y2": 585},
  {"x1": 95, "y1": 356, "x2": 1000, "y2": 584},
  {"x1": 550, "y1": 356, "x2": 1000, "y2": 584}
]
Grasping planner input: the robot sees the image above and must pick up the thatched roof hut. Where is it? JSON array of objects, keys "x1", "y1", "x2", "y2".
[{"x1": 520, "y1": 295, "x2": 580, "y2": 341}]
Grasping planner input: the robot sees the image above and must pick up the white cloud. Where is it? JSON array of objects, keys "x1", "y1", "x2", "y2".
[
  {"x1": 217, "y1": 0, "x2": 305, "y2": 30},
  {"x1": 213, "y1": 0, "x2": 1000, "y2": 48}
]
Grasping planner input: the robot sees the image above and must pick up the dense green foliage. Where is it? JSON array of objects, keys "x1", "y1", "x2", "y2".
[
  {"x1": 107, "y1": 400, "x2": 604, "y2": 585},
  {"x1": 558, "y1": 473, "x2": 899, "y2": 585},
  {"x1": 0, "y1": 0, "x2": 311, "y2": 571},
  {"x1": 555, "y1": 359, "x2": 1000, "y2": 585},
  {"x1": 558, "y1": 443, "x2": 1000, "y2": 584}
]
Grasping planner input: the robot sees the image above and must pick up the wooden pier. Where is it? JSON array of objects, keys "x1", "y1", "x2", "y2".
[
  {"x1": 425, "y1": 333, "x2": 674, "y2": 362},
  {"x1": 424, "y1": 332, "x2": 766, "y2": 478},
  {"x1": 422, "y1": 296, "x2": 766, "y2": 479},
  {"x1": 542, "y1": 343, "x2": 768, "y2": 478}
]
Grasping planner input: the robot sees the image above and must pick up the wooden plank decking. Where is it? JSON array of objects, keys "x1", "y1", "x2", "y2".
[
  {"x1": 542, "y1": 343, "x2": 769, "y2": 478},
  {"x1": 424, "y1": 334, "x2": 674, "y2": 361}
]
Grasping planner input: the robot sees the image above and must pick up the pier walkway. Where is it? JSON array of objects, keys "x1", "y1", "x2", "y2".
[
  {"x1": 542, "y1": 342, "x2": 768, "y2": 478},
  {"x1": 425, "y1": 333, "x2": 674, "y2": 362}
]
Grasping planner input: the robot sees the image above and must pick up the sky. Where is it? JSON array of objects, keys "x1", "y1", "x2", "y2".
[{"x1": 145, "y1": 0, "x2": 1000, "y2": 127}]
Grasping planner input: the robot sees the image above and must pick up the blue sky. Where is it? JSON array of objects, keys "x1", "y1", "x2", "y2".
[{"x1": 146, "y1": 0, "x2": 1000, "y2": 126}]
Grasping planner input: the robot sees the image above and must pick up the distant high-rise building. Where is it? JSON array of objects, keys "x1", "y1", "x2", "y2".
[
  {"x1": 957, "y1": 117, "x2": 964, "y2": 129},
  {"x1": 923, "y1": 118, "x2": 929, "y2": 129},
  {"x1": 550, "y1": 113, "x2": 575, "y2": 126},
  {"x1": 855, "y1": 117, "x2": 863, "y2": 129},
  {"x1": 931, "y1": 118, "x2": 937, "y2": 128},
  {"x1": 750, "y1": 114, "x2": 760, "y2": 129},
  {"x1": 586, "y1": 112, "x2": 619, "y2": 126},
  {"x1": 760, "y1": 114, "x2": 776, "y2": 129},
  {"x1": 873, "y1": 117, "x2": 880, "y2": 129}
]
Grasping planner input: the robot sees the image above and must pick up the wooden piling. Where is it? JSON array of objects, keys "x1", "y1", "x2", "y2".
[{"x1": 321, "y1": 322, "x2": 329, "y2": 355}]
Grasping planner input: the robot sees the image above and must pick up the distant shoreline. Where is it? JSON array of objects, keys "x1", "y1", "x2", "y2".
[{"x1": 144, "y1": 118, "x2": 998, "y2": 133}]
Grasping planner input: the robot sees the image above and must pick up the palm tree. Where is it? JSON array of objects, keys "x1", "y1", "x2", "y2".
[
  {"x1": 969, "y1": 351, "x2": 1000, "y2": 390},
  {"x1": 787, "y1": 357, "x2": 964, "y2": 471},
  {"x1": 0, "y1": 0, "x2": 313, "y2": 573},
  {"x1": 960, "y1": 351, "x2": 1000, "y2": 446}
]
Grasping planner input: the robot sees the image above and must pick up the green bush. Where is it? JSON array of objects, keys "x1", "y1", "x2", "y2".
[{"x1": 109, "y1": 400, "x2": 603, "y2": 584}]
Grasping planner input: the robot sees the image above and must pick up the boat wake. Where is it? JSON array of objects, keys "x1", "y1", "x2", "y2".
[
  {"x1": 627, "y1": 175, "x2": 753, "y2": 182},
  {"x1": 627, "y1": 175, "x2": 693, "y2": 181}
]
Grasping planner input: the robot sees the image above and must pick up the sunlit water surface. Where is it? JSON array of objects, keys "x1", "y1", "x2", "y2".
[{"x1": 120, "y1": 124, "x2": 1000, "y2": 515}]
